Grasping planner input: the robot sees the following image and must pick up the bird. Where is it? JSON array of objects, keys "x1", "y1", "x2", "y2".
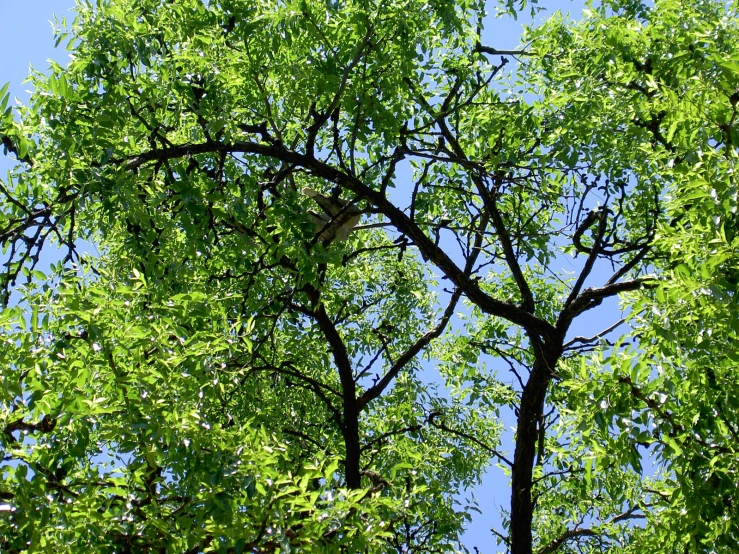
[{"x1": 302, "y1": 187, "x2": 362, "y2": 243}]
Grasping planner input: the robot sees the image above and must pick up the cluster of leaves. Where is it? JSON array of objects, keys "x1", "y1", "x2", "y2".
[
  {"x1": 0, "y1": 0, "x2": 738, "y2": 552},
  {"x1": 530, "y1": 1, "x2": 739, "y2": 551}
]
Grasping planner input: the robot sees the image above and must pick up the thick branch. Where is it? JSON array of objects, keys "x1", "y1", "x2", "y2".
[
  {"x1": 564, "y1": 209, "x2": 608, "y2": 310},
  {"x1": 120, "y1": 140, "x2": 558, "y2": 340},
  {"x1": 407, "y1": 77, "x2": 536, "y2": 314},
  {"x1": 558, "y1": 278, "x2": 652, "y2": 329},
  {"x1": 303, "y1": 284, "x2": 362, "y2": 489},
  {"x1": 4, "y1": 415, "x2": 57, "y2": 445},
  {"x1": 488, "y1": 173, "x2": 535, "y2": 313}
]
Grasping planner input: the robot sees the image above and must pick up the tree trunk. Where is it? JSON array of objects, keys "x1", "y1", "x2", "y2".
[
  {"x1": 510, "y1": 342, "x2": 562, "y2": 554},
  {"x1": 342, "y1": 411, "x2": 362, "y2": 489}
]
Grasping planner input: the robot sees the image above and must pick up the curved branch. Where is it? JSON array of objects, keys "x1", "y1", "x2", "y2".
[
  {"x1": 537, "y1": 506, "x2": 645, "y2": 554},
  {"x1": 243, "y1": 363, "x2": 343, "y2": 422},
  {"x1": 119, "y1": 140, "x2": 558, "y2": 340},
  {"x1": 302, "y1": 283, "x2": 362, "y2": 489},
  {"x1": 563, "y1": 208, "x2": 609, "y2": 311}
]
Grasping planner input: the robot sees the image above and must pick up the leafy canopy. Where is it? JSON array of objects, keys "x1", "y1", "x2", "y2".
[{"x1": 1, "y1": 0, "x2": 738, "y2": 552}]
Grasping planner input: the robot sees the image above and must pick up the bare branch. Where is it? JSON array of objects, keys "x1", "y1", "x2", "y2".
[
  {"x1": 563, "y1": 318, "x2": 627, "y2": 350},
  {"x1": 537, "y1": 505, "x2": 645, "y2": 554},
  {"x1": 475, "y1": 43, "x2": 534, "y2": 57}
]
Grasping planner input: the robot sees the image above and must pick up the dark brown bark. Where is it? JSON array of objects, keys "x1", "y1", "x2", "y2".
[
  {"x1": 304, "y1": 284, "x2": 362, "y2": 489},
  {"x1": 510, "y1": 341, "x2": 562, "y2": 554},
  {"x1": 341, "y1": 409, "x2": 362, "y2": 490},
  {"x1": 313, "y1": 304, "x2": 362, "y2": 489}
]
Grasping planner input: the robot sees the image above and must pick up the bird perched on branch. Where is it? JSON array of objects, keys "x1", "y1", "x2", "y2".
[{"x1": 303, "y1": 187, "x2": 362, "y2": 243}]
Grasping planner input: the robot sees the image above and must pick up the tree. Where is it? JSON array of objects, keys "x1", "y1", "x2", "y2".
[{"x1": 1, "y1": 0, "x2": 738, "y2": 552}]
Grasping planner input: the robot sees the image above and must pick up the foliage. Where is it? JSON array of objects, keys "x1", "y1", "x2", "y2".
[{"x1": 1, "y1": 0, "x2": 738, "y2": 552}]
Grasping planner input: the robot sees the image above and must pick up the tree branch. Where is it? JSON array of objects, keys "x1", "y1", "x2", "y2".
[
  {"x1": 475, "y1": 43, "x2": 534, "y2": 57},
  {"x1": 302, "y1": 283, "x2": 362, "y2": 489},
  {"x1": 537, "y1": 505, "x2": 645, "y2": 554},
  {"x1": 357, "y1": 287, "x2": 462, "y2": 410},
  {"x1": 3, "y1": 415, "x2": 57, "y2": 445},
  {"x1": 119, "y1": 140, "x2": 558, "y2": 340}
]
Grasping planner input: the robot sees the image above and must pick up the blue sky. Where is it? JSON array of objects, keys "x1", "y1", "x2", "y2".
[
  {"x1": 0, "y1": 1, "x2": 76, "y2": 105},
  {"x1": 0, "y1": 2, "x2": 619, "y2": 552}
]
